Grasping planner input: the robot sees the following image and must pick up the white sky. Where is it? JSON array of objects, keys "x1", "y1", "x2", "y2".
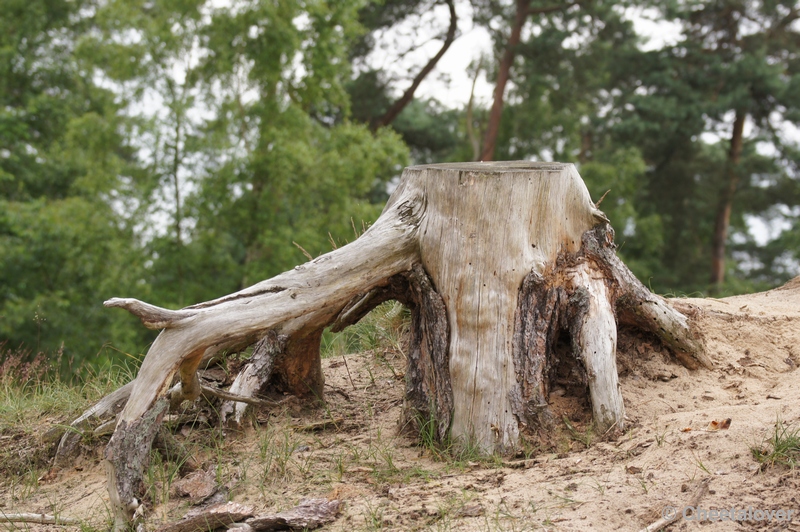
[{"x1": 367, "y1": 3, "x2": 685, "y2": 108}]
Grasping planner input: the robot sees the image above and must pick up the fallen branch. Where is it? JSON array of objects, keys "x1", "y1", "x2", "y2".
[
  {"x1": 155, "y1": 502, "x2": 253, "y2": 532},
  {"x1": 0, "y1": 513, "x2": 81, "y2": 526},
  {"x1": 638, "y1": 478, "x2": 711, "y2": 532}
]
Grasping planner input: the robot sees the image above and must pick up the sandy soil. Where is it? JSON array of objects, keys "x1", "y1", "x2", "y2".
[{"x1": 2, "y1": 278, "x2": 800, "y2": 531}]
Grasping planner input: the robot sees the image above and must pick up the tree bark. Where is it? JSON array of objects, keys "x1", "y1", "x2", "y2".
[
  {"x1": 244, "y1": 499, "x2": 341, "y2": 531},
  {"x1": 98, "y1": 161, "x2": 706, "y2": 529},
  {"x1": 710, "y1": 110, "x2": 746, "y2": 291},
  {"x1": 156, "y1": 502, "x2": 254, "y2": 532},
  {"x1": 331, "y1": 265, "x2": 452, "y2": 441}
]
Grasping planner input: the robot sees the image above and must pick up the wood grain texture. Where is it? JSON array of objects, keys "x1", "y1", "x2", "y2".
[
  {"x1": 244, "y1": 498, "x2": 341, "y2": 531},
  {"x1": 411, "y1": 162, "x2": 606, "y2": 450},
  {"x1": 567, "y1": 261, "x2": 624, "y2": 433}
]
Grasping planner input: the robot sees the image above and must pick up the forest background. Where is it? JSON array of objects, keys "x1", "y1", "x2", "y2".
[{"x1": 2, "y1": 0, "x2": 799, "y2": 374}]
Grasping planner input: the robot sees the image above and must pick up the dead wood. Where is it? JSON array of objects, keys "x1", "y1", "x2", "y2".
[
  {"x1": 0, "y1": 513, "x2": 81, "y2": 526},
  {"x1": 155, "y1": 502, "x2": 254, "y2": 532},
  {"x1": 219, "y1": 331, "x2": 287, "y2": 427},
  {"x1": 244, "y1": 499, "x2": 341, "y2": 531},
  {"x1": 54, "y1": 381, "x2": 133, "y2": 468},
  {"x1": 85, "y1": 161, "x2": 706, "y2": 529},
  {"x1": 638, "y1": 478, "x2": 711, "y2": 532}
]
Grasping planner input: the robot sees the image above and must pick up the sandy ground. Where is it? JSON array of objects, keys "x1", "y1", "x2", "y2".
[{"x1": 2, "y1": 278, "x2": 800, "y2": 531}]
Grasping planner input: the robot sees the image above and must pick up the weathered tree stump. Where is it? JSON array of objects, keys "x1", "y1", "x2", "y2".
[{"x1": 93, "y1": 161, "x2": 707, "y2": 529}]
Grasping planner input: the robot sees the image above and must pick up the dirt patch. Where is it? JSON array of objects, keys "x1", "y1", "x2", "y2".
[{"x1": 2, "y1": 279, "x2": 800, "y2": 531}]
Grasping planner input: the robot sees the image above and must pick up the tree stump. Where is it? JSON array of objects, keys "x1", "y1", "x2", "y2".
[{"x1": 98, "y1": 161, "x2": 707, "y2": 529}]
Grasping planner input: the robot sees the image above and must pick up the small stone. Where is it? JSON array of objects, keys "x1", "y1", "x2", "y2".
[{"x1": 457, "y1": 503, "x2": 484, "y2": 517}]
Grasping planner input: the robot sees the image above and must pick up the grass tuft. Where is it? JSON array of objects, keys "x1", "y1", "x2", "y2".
[
  {"x1": 0, "y1": 343, "x2": 135, "y2": 493},
  {"x1": 751, "y1": 420, "x2": 800, "y2": 470}
]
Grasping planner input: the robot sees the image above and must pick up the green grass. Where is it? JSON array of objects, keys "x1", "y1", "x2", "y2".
[
  {"x1": 145, "y1": 449, "x2": 187, "y2": 512},
  {"x1": 0, "y1": 342, "x2": 136, "y2": 423},
  {"x1": 0, "y1": 346, "x2": 135, "y2": 489},
  {"x1": 751, "y1": 420, "x2": 800, "y2": 469},
  {"x1": 562, "y1": 415, "x2": 593, "y2": 448},
  {"x1": 0, "y1": 371, "x2": 130, "y2": 426},
  {"x1": 321, "y1": 301, "x2": 408, "y2": 359},
  {"x1": 413, "y1": 411, "x2": 505, "y2": 469},
  {"x1": 0, "y1": 346, "x2": 134, "y2": 528},
  {"x1": 257, "y1": 422, "x2": 300, "y2": 488}
]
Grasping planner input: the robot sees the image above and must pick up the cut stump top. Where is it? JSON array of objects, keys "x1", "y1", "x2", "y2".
[{"x1": 409, "y1": 161, "x2": 572, "y2": 173}]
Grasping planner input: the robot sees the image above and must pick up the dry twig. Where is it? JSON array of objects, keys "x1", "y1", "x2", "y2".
[{"x1": 638, "y1": 478, "x2": 711, "y2": 532}]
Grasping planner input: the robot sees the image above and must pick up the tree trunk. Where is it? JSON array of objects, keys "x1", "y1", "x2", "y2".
[
  {"x1": 480, "y1": 0, "x2": 528, "y2": 162},
  {"x1": 371, "y1": 0, "x2": 458, "y2": 131},
  {"x1": 710, "y1": 110, "x2": 746, "y2": 291},
  {"x1": 99, "y1": 161, "x2": 707, "y2": 530},
  {"x1": 480, "y1": 2, "x2": 570, "y2": 161}
]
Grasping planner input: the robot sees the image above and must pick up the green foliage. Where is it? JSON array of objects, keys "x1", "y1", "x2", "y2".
[
  {"x1": 0, "y1": 0, "x2": 152, "y2": 367},
  {"x1": 472, "y1": 0, "x2": 800, "y2": 293},
  {"x1": 0, "y1": 198, "x2": 149, "y2": 365},
  {"x1": 1, "y1": 0, "x2": 408, "y2": 370},
  {"x1": 612, "y1": 0, "x2": 800, "y2": 294},
  {"x1": 752, "y1": 420, "x2": 800, "y2": 470},
  {"x1": 346, "y1": 71, "x2": 462, "y2": 165}
]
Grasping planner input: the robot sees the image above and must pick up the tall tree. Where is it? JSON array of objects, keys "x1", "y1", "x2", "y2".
[
  {"x1": 85, "y1": 0, "x2": 211, "y2": 307},
  {"x1": 195, "y1": 0, "x2": 409, "y2": 287},
  {"x1": 349, "y1": 0, "x2": 458, "y2": 130},
  {"x1": 83, "y1": 0, "x2": 410, "y2": 302},
  {"x1": 617, "y1": 0, "x2": 800, "y2": 293},
  {"x1": 476, "y1": 0, "x2": 581, "y2": 161},
  {"x1": 677, "y1": 0, "x2": 799, "y2": 290},
  {"x1": 369, "y1": 0, "x2": 459, "y2": 130},
  {"x1": 469, "y1": 0, "x2": 661, "y2": 273},
  {"x1": 0, "y1": 0, "x2": 148, "y2": 367}
]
